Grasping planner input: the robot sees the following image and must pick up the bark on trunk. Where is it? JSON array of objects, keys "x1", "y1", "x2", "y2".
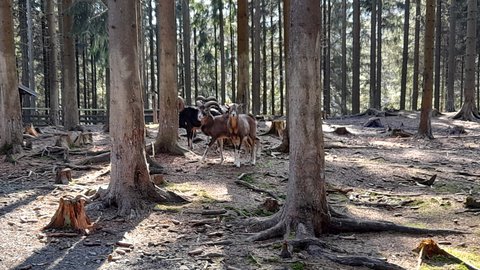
[
  {"x1": 105, "y1": 0, "x2": 186, "y2": 216},
  {"x1": 0, "y1": 0, "x2": 23, "y2": 154},
  {"x1": 445, "y1": 0, "x2": 456, "y2": 112},
  {"x1": 417, "y1": 0, "x2": 435, "y2": 139},
  {"x1": 400, "y1": 0, "x2": 410, "y2": 110},
  {"x1": 352, "y1": 0, "x2": 361, "y2": 114},
  {"x1": 434, "y1": 0, "x2": 442, "y2": 110},
  {"x1": 182, "y1": 0, "x2": 192, "y2": 105},
  {"x1": 341, "y1": 0, "x2": 347, "y2": 115},
  {"x1": 237, "y1": 0, "x2": 249, "y2": 113},
  {"x1": 369, "y1": 0, "x2": 377, "y2": 109},
  {"x1": 47, "y1": 0, "x2": 59, "y2": 126},
  {"x1": 61, "y1": 0, "x2": 79, "y2": 129},
  {"x1": 412, "y1": 0, "x2": 421, "y2": 110},
  {"x1": 155, "y1": 0, "x2": 187, "y2": 155},
  {"x1": 452, "y1": 0, "x2": 479, "y2": 120},
  {"x1": 218, "y1": 0, "x2": 226, "y2": 105},
  {"x1": 252, "y1": 0, "x2": 261, "y2": 115}
]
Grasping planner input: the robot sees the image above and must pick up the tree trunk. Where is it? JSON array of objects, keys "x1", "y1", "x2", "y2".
[
  {"x1": 412, "y1": 0, "x2": 421, "y2": 110},
  {"x1": 61, "y1": 0, "x2": 79, "y2": 129},
  {"x1": 323, "y1": 0, "x2": 331, "y2": 114},
  {"x1": 252, "y1": 0, "x2": 261, "y2": 115},
  {"x1": 41, "y1": 0, "x2": 50, "y2": 109},
  {"x1": 369, "y1": 0, "x2": 377, "y2": 109},
  {"x1": 46, "y1": 0, "x2": 59, "y2": 125},
  {"x1": 352, "y1": 0, "x2": 361, "y2": 114},
  {"x1": 44, "y1": 197, "x2": 92, "y2": 233},
  {"x1": 219, "y1": 0, "x2": 226, "y2": 105},
  {"x1": 148, "y1": 0, "x2": 156, "y2": 122},
  {"x1": 341, "y1": 0, "x2": 347, "y2": 115},
  {"x1": 452, "y1": 0, "x2": 479, "y2": 120},
  {"x1": 229, "y1": 0, "x2": 236, "y2": 103},
  {"x1": 182, "y1": 0, "x2": 192, "y2": 105},
  {"x1": 0, "y1": 0, "x2": 23, "y2": 154},
  {"x1": 19, "y1": 0, "x2": 29, "y2": 88},
  {"x1": 278, "y1": 0, "x2": 284, "y2": 115},
  {"x1": 214, "y1": 16, "x2": 218, "y2": 100},
  {"x1": 105, "y1": 0, "x2": 186, "y2": 216},
  {"x1": 434, "y1": 0, "x2": 442, "y2": 110},
  {"x1": 270, "y1": 1, "x2": 275, "y2": 115},
  {"x1": 193, "y1": 27, "x2": 199, "y2": 99},
  {"x1": 237, "y1": 0, "x2": 249, "y2": 112},
  {"x1": 27, "y1": 0, "x2": 35, "y2": 108},
  {"x1": 155, "y1": 0, "x2": 187, "y2": 155},
  {"x1": 400, "y1": 0, "x2": 410, "y2": 110},
  {"x1": 375, "y1": 0, "x2": 382, "y2": 109},
  {"x1": 249, "y1": 0, "x2": 329, "y2": 241},
  {"x1": 274, "y1": 0, "x2": 290, "y2": 153},
  {"x1": 262, "y1": 0, "x2": 267, "y2": 115},
  {"x1": 446, "y1": 0, "x2": 456, "y2": 112},
  {"x1": 418, "y1": 0, "x2": 435, "y2": 138}
]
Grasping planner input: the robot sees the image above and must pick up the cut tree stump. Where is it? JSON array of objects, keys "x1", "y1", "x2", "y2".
[
  {"x1": 73, "y1": 132, "x2": 93, "y2": 147},
  {"x1": 363, "y1": 117, "x2": 384, "y2": 128},
  {"x1": 333, "y1": 127, "x2": 352, "y2": 136},
  {"x1": 55, "y1": 133, "x2": 73, "y2": 149},
  {"x1": 261, "y1": 120, "x2": 285, "y2": 137},
  {"x1": 55, "y1": 168, "x2": 73, "y2": 184},
  {"x1": 43, "y1": 196, "x2": 93, "y2": 234}
]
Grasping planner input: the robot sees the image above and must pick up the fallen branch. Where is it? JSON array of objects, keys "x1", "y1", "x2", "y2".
[
  {"x1": 235, "y1": 180, "x2": 280, "y2": 201},
  {"x1": 77, "y1": 152, "x2": 110, "y2": 165}
]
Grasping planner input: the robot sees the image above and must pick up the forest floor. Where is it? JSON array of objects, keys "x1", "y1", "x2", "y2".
[{"x1": 1, "y1": 111, "x2": 480, "y2": 270}]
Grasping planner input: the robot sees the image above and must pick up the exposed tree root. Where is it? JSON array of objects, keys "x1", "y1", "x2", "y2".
[
  {"x1": 154, "y1": 142, "x2": 189, "y2": 156},
  {"x1": 328, "y1": 217, "x2": 463, "y2": 235},
  {"x1": 78, "y1": 152, "x2": 110, "y2": 165},
  {"x1": 245, "y1": 206, "x2": 464, "y2": 269},
  {"x1": 452, "y1": 103, "x2": 480, "y2": 121}
]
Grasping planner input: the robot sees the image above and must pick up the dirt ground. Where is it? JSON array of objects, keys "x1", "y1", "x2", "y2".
[{"x1": 1, "y1": 111, "x2": 479, "y2": 270}]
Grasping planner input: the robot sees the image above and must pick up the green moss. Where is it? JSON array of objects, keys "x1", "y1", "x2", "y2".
[
  {"x1": 241, "y1": 174, "x2": 255, "y2": 184},
  {"x1": 290, "y1": 262, "x2": 305, "y2": 270},
  {"x1": 194, "y1": 190, "x2": 218, "y2": 203},
  {"x1": 0, "y1": 143, "x2": 13, "y2": 154}
]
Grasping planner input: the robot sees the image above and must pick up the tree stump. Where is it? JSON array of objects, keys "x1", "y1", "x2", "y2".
[
  {"x1": 262, "y1": 120, "x2": 285, "y2": 137},
  {"x1": 73, "y1": 132, "x2": 93, "y2": 147},
  {"x1": 55, "y1": 133, "x2": 73, "y2": 148},
  {"x1": 363, "y1": 117, "x2": 384, "y2": 128},
  {"x1": 55, "y1": 168, "x2": 72, "y2": 184},
  {"x1": 44, "y1": 196, "x2": 93, "y2": 233},
  {"x1": 333, "y1": 127, "x2": 352, "y2": 136}
]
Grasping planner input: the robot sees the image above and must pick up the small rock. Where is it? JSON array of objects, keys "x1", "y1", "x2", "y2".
[
  {"x1": 108, "y1": 254, "x2": 122, "y2": 262},
  {"x1": 116, "y1": 249, "x2": 126, "y2": 255},
  {"x1": 88, "y1": 251, "x2": 97, "y2": 256},
  {"x1": 179, "y1": 266, "x2": 189, "y2": 270},
  {"x1": 457, "y1": 242, "x2": 467, "y2": 247},
  {"x1": 171, "y1": 219, "x2": 181, "y2": 225},
  {"x1": 339, "y1": 235, "x2": 357, "y2": 240}
]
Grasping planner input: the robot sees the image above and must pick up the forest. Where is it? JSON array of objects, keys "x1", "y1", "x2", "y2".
[{"x1": 1, "y1": 0, "x2": 480, "y2": 269}]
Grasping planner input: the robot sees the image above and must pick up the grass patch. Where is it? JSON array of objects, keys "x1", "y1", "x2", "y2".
[
  {"x1": 166, "y1": 182, "x2": 196, "y2": 193},
  {"x1": 444, "y1": 247, "x2": 480, "y2": 268},
  {"x1": 153, "y1": 204, "x2": 185, "y2": 213},
  {"x1": 240, "y1": 174, "x2": 255, "y2": 184},
  {"x1": 419, "y1": 255, "x2": 468, "y2": 270},
  {"x1": 434, "y1": 182, "x2": 464, "y2": 194},
  {"x1": 194, "y1": 189, "x2": 218, "y2": 203}
]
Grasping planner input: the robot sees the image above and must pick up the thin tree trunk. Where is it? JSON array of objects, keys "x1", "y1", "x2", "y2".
[
  {"x1": 252, "y1": 0, "x2": 261, "y2": 115},
  {"x1": 262, "y1": 0, "x2": 267, "y2": 115},
  {"x1": 193, "y1": 27, "x2": 198, "y2": 99},
  {"x1": 412, "y1": 0, "x2": 421, "y2": 110},
  {"x1": 400, "y1": 0, "x2": 410, "y2": 110},
  {"x1": 237, "y1": 0, "x2": 249, "y2": 112},
  {"x1": 445, "y1": 0, "x2": 456, "y2": 112},
  {"x1": 27, "y1": 0, "x2": 35, "y2": 108},
  {"x1": 418, "y1": 0, "x2": 435, "y2": 138},
  {"x1": 229, "y1": 0, "x2": 236, "y2": 103},
  {"x1": 352, "y1": 0, "x2": 361, "y2": 114},
  {"x1": 82, "y1": 47, "x2": 88, "y2": 110},
  {"x1": 323, "y1": 0, "x2": 331, "y2": 114},
  {"x1": 182, "y1": 0, "x2": 192, "y2": 105},
  {"x1": 219, "y1": 0, "x2": 226, "y2": 104},
  {"x1": 375, "y1": 0, "x2": 382, "y2": 109},
  {"x1": 369, "y1": 0, "x2": 377, "y2": 109},
  {"x1": 47, "y1": 0, "x2": 59, "y2": 125},
  {"x1": 434, "y1": 0, "x2": 442, "y2": 110},
  {"x1": 270, "y1": 0, "x2": 275, "y2": 115},
  {"x1": 341, "y1": 0, "x2": 347, "y2": 115},
  {"x1": 41, "y1": 0, "x2": 50, "y2": 109},
  {"x1": 214, "y1": 17, "x2": 218, "y2": 100},
  {"x1": 148, "y1": 0, "x2": 156, "y2": 122},
  {"x1": 278, "y1": 0, "x2": 284, "y2": 115}
]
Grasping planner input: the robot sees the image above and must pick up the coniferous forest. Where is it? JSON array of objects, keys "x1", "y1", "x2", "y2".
[{"x1": 0, "y1": 0, "x2": 480, "y2": 269}]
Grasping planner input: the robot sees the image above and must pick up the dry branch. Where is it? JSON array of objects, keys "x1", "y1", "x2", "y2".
[{"x1": 235, "y1": 180, "x2": 280, "y2": 200}]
